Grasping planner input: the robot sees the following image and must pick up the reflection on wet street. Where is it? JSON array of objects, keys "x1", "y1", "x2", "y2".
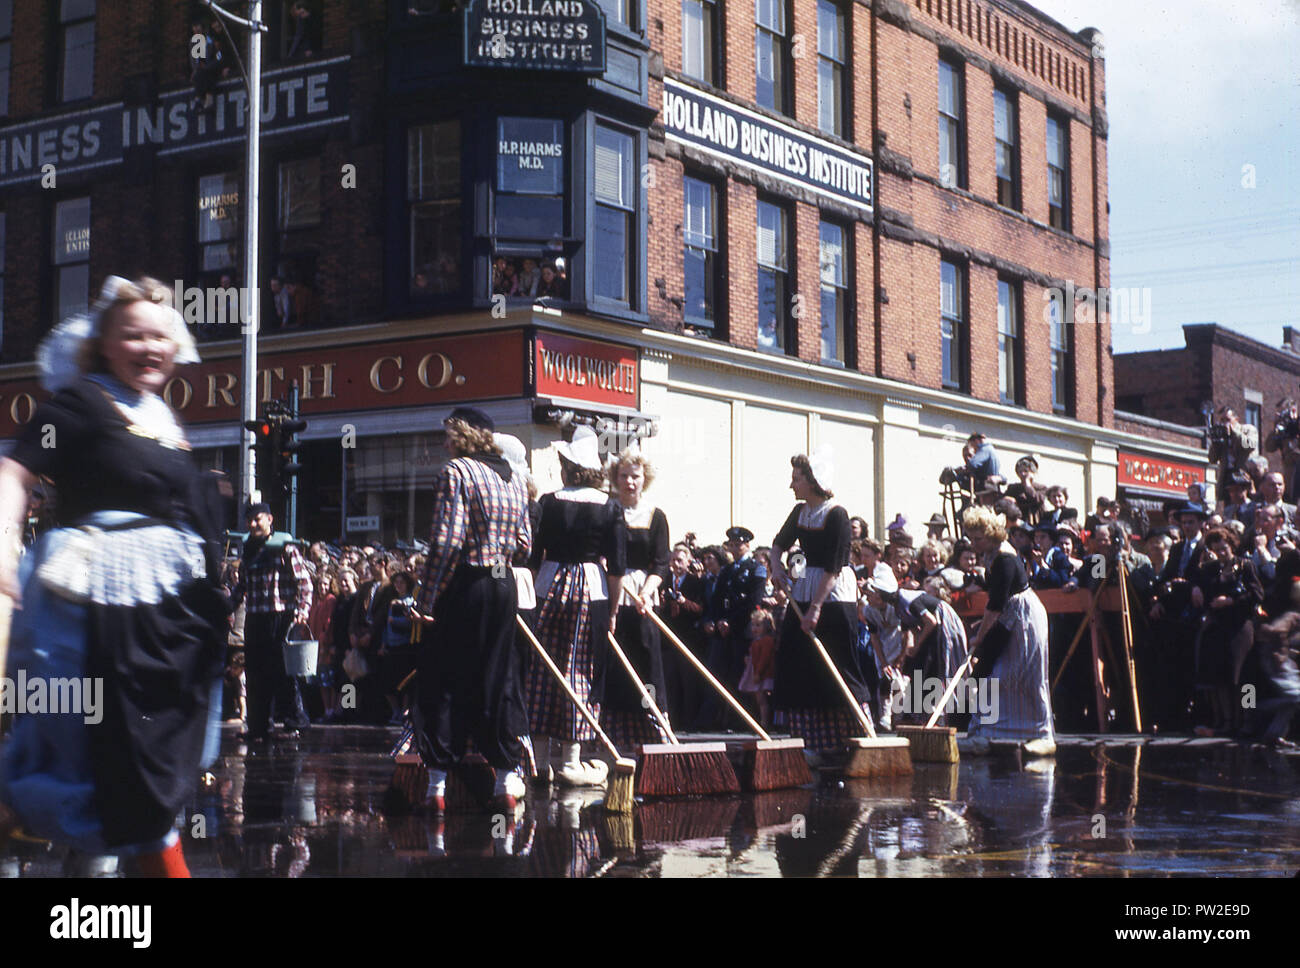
[{"x1": 3, "y1": 726, "x2": 1298, "y2": 877}]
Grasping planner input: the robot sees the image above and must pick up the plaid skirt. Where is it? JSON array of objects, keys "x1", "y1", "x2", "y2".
[
  {"x1": 526, "y1": 563, "x2": 608, "y2": 742},
  {"x1": 601, "y1": 709, "x2": 670, "y2": 751},
  {"x1": 787, "y1": 703, "x2": 876, "y2": 752}
]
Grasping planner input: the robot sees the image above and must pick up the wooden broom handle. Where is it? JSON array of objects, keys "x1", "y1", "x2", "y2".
[
  {"x1": 514, "y1": 615, "x2": 624, "y2": 762},
  {"x1": 645, "y1": 607, "x2": 772, "y2": 741},
  {"x1": 922, "y1": 646, "x2": 978, "y2": 729},
  {"x1": 786, "y1": 598, "x2": 877, "y2": 739},
  {"x1": 1117, "y1": 559, "x2": 1143, "y2": 733},
  {"x1": 606, "y1": 630, "x2": 679, "y2": 745}
]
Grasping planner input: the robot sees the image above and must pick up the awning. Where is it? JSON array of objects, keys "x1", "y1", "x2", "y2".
[{"x1": 1116, "y1": 484, "x2": 1183, "y2": 511}]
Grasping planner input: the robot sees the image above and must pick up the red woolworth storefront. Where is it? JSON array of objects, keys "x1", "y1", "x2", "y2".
[{"x1": 1115, "y1": 450, "x2": 1207, "y2": 523}]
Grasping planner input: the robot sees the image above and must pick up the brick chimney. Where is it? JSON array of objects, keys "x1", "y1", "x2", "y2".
[{"x1": 1285, "y1": 326, "x2": 1300, "y2": 354}]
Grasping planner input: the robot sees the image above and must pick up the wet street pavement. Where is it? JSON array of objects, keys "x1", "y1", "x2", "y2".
[{"x1": 3, "y1": 725, "x2": 1298, "y2": 877}]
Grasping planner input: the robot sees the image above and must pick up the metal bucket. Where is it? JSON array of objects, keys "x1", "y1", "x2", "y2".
[{"x1": 283, "y1": 624, "x2": 319, "y2": 678}]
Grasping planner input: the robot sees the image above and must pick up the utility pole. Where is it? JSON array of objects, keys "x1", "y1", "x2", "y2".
[{"x1": 204, "y1": 0, "x2": 267, "y2": 516}]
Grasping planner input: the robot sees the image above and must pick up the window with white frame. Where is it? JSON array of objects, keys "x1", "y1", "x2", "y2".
[
  {"x1": 997, "y1": 278, "x2": 1023, "y2": 405},
  {"x1": 941, "y1": 259, "x2": 967, "y2": 391},
  {"x1": 755, "y1": 0, "x2": 790, "y2": 115},
  {"x1": 593, "y1": 124, "x2": 636, "y2": 304},
  {"x1": 994, "y1": 88, "x2": 1019, "y2": 209},
  {"x1": 938, "y1": 58, "x2": 963, "y2": 188},
  {"x1": 817, "y1": 1, "x2": 846, "y2": 137},
  {"x1": 683, "y1": 175, "x2": 718, "y2": 329},
  {"x1": 819, "y1": 219, "x2": 848, "y2": 362},
  {"x1": 757, "y1": 198, "x2": 790, "y2": 352},
  {"x1": 1047, "y1": 114, "x2": 1070, "y2": 231},
  {"x1": 682, "y1": 0, "x2": 718, "y2": 85}
]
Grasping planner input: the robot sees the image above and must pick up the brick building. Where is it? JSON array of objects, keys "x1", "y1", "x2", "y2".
[
  {"x1": 1115, "y1": 323, "x2": 1300, "y2": 499},
  {"x1": 0, "y1": 0, "x2": 1205, "y2": 543}
]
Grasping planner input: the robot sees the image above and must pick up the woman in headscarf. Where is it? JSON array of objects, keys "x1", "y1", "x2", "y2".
[
  {"x1": 0, "y1": 276, "x2": 227, "y2": 876},
  {"x1": 768, "y1": 447, "x2": 870, "y2": 761},
  {"x1": 525, "y1": 426, "x2": 626, "y2": 786}
]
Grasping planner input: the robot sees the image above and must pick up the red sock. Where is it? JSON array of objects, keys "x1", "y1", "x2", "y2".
[{"x1": 135, "y1": 840, "x2": 191, "y2": 878}]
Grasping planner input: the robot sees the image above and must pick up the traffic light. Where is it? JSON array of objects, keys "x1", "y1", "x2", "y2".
[
  {"x1": 278, "y1": 417, "x2": 307, "y2": 484},
  {"x1": 243, "y1": 417, "x2": 280, "y2": 504}
]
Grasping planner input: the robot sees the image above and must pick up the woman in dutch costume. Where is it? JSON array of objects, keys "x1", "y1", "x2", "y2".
[
  {"x1": 0, "y1": 276, "x2": 227, "y2": 876},
  {"x1": 769, "y1": 448, "x2": 871, "y2": 761},
  {"x1": 525, "y1": 426, "x2": 627, "y2": 786},
  {"x1": 600, "y1": 446, "x2": 671, "y2": 750},
  {"x1": 962, "y1": 504, "x2": 1055, "y2": 756}
]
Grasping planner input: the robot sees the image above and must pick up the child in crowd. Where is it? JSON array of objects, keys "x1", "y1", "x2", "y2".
[{"x1": 740, "y1": 609, "x2": 778, "y2": 731}]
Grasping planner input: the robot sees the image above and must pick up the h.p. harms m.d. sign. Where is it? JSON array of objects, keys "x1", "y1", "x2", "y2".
[{"x1": 463, "y1": 0, "x2": 606, "y2": 72}]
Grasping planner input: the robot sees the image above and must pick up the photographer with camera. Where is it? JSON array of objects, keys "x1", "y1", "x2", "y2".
[
  {"x1": 1207, "y1": 406, "x2": 1258, "y2": 495},
  {"x1": 1265, "y1": 397, "x2": 1300, "y2": 503},
  {"x1": 939, "y1": 432, "x2": 1004, "y2": 495}
]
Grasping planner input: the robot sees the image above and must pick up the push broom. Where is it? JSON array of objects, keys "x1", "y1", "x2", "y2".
[
  {"x1": 604, "y1": 631, "x2": 740, "y2": 796},
  {"x1": 645, "y1": 609, "x2": 811, "y2": 790},
  {"x1": 894, "y1": 644, "x2": 979, "y2": 764},
  {"x1": 785, "y1": 599, "x2": 912, "y2": 777},
  {"x1": 517, "y1": 617, "x2": 635, "y2": 813}
]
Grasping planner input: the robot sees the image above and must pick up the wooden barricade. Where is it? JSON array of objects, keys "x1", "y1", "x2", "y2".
[{"x1": 953, "y1": 583, "x2": 1138, "y2": 733}]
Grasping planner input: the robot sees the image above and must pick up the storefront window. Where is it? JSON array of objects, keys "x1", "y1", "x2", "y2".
[{"x1": 349, "y1": 434, "x2": 445, "y2": 543}]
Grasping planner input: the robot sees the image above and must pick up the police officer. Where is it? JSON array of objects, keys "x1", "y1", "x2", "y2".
[{"x1": 705, "y1": 526, "x2": 767, "y2": 729}]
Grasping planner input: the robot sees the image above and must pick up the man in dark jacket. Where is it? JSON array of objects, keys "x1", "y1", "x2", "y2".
[
  {"x1": 658, "y1": 544, "x2": 706, "y2": 727},
  {"x1": 232, "y1": 504, "x2": 313, "y2": 741}
]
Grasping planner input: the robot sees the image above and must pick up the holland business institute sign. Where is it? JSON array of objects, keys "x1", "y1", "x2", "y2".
[
  {"x1": 0, "y1": 57, "x2": 349, "y2": 189},
  {"x1": 661, "y1": 78, "x2": 873, "y2": 214},
  {"x1": 463, "y1": 0, "x2": 607, "y2": 72}
]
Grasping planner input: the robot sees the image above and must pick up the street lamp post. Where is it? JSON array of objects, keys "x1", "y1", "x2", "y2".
[{"x1": 203, "y1": 0, "x2": 267, "y2": 516}]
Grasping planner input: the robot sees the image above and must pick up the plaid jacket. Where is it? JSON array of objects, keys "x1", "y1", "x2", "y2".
[
  {"x1": 417, "y1": 455, "x2": 531, "y2": 614},
  {"x1": 234, "y1": 536, "x2": 313, "y2": 625}
]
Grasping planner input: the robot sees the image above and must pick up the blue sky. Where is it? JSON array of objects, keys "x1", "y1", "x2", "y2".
[{"x1": 1028, "y1": 0, "x2": 1300, "y2": 353}]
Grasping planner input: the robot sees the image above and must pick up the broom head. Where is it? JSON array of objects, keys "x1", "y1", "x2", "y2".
[
  {"x1": 741, "y1": 738, "x2": 814, "y2": 791},
  {"x1": 895, "y1": 725, "x2": 959, "y2": 764},
  {"x1": 635, "y1": 742, "x2": 741, "y2": 796},
  {"x1": 843, "y1": 736, "x2": 914, "y2": 778},
  {"x1": 447, "y1": 753, "x2": 498, "y2": 811},
  {"x1": 383, "y1": 754, "x2": 428, "y2": 815},
  {"x1": 603, "y1": 757, "x2": 637, "y2": 815}
]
